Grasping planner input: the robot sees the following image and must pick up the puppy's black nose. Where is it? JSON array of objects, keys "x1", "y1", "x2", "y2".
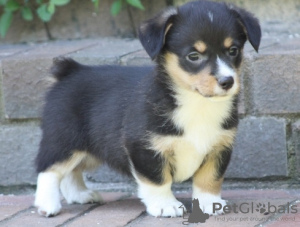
[{"x1": 218, "y1": 76, "x2": 234, "y2": 90}]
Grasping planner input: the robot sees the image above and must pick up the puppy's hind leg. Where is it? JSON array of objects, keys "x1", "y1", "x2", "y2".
[
  {"x1": 60, "y1": 153, "x2": 103, "y2": 205},
  {"x1": 35, "y1": 171, "x2": 62, "y2": 217},
  {"x1": 34, "y1": 152, "x2": 95, "y2": 217},
  {"x1": 60, "y1": 170, "x2": 102, "y2": 205}
]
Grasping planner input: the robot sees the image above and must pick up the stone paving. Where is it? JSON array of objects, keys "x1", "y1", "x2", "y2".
[
  {"x1": 1, "y1": 36, "x2": 300, "y2": 188},
  {"x1": 0, "y1": 189, "x2": 299, "y2": 227}
]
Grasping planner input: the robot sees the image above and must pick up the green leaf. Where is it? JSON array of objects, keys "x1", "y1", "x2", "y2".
[
  {"x1": 50, "y1": 0, "x2": 70, "y2": 6},
  {"x1": 37, "y1": 4, "x2": 53, "y2": 22},
  {"x1": 21, "y1": 6, "x2": 33, "y2": 21},
  {"x1": 5, "y1": 0, "x2": 20, "y2": 12},
  {"x1": 92, "y1": 0, "x2": 99, "y2": 11},
  {"x1": 126, "y1": 0, "x2": 144, "y2": 10},
  {"x1": 36, "y1": 0, "x2": 43, "y2": 4},
  {"x1": 0, "y1": 11, "x2": 12, "y2": 37},
  {"x1": 111, "y1": 0, "x2": 122, "y2": 16},
  {"x1": 48, "y1": 3, "x2": 56, "y2": 14},
  {"x1": 0, "y1": 0, "x2": 8, "y2": 6}
]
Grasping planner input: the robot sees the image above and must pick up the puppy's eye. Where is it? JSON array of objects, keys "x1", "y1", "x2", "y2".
[
  {"x1": 186, "y1": 52, "x2": 202, "y2": 62},
  {"x1": 228, "y1": 46, "x2": 239, "y2": 57}
]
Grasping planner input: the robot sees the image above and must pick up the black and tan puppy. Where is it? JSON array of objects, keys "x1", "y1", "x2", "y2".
[{"x1": 34, "y1": 0, "x2": 261, "y2": 217}]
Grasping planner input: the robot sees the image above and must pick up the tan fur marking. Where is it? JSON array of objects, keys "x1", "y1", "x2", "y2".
[
  {"x1": 193, "y1": 156, "x2": 223, "y2": 195},
  {"x1": 164, "y1": 23, "x2": 173, "y2": 44},
  {"x1": 194, "y1": 41, "x2": 207, "y2": 53},
  {"x1": 165, "y1": 52, "x2": 219, "y2": 97},
  {"x1": 193, "y1": 128, "x2": 237, "y2": 195},
  {"x1": 224, "y1": 37, "x2": 233, "y2": 48},
  {"x1": 196, "y1": 73, "x2": 219, "y2": 97},
  {"x1": 48, "y1": 152, "x2": 101, "y2": 178},
  {"x1": 148, "y1": 134, "x2": 176, "y2": 154},
  {"x1": 214, "y1": 128, "x2": 237, "y2": 149},
  {"x1": 75, "y1": 153, "x2": 101, "y2": 171}
]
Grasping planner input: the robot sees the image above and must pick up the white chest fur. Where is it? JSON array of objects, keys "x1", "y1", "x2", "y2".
[
  {"x1": 173, "y1": 90, "x2": 232, "y2": 181},
  {"x1": 172, "y1": 89, "x2": 233, "y2": 181},
  {"x1": 149, "y1": 88, "x2": 234, "y2": 182}
]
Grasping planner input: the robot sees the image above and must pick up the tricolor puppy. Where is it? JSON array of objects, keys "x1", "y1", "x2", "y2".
[{"x1": 34, "y1": 0, "x2": 261, "y2": 217}]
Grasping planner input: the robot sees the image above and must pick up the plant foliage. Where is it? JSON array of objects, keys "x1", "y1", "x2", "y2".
[
  {"x1": 111, "y1": 0, "x2": 144, "y2": 16},
  {"x1": 0, "y1": 0, "x2": 145, "y2": 38}
]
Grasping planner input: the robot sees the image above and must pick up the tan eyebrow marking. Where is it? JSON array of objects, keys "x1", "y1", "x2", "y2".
[
  {"x1": 224, "y1": 37, "x2": 233, "y2": 48},
  {"x1": 194, "y1": 41, "x2": 207, "y2": 53}
]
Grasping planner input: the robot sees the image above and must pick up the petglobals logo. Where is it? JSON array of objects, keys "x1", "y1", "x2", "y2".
[
  {"x1": 212, "y1": 202, "x2": 298, "y2": 215},
  {"x1": 180, "y1": 200, "x2": 298, "y2": 225}
]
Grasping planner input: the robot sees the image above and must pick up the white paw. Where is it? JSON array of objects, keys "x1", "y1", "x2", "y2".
[
  {"x1": 65, "y1": 190, "x2": 103, "y2": 204},
  {"x1": 146, "y1": 199, "x2": 186, "y2": 217},
  {"x1": 34, "y1": 199, "x2": 62, "y2": 217},
  {"x1": 136, "y1": 178, "x2": 185, "y2": 217},
  {"x1": 199, "y1": 197, "x2": 226, "y2": 215},
  {"x1": 194, "y1": 192, "x2": 227, "y2": 215},
  {"x1": 35, "y1": 172, "x2": 62, "y2": 217}
]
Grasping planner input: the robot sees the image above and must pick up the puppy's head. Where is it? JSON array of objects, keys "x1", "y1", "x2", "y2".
[{"x1": 138, "y1": 0, "x2": 261, "y2": 98}]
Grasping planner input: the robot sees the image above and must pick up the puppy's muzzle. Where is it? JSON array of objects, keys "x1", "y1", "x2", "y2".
[{"x1": 218, "y1": 76, "x2": 234, "y2": 90}]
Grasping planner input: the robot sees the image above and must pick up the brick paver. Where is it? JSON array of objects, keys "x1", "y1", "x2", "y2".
[
  {"x1": 65, "y1": 199, "x2": 145, "y2": 227},
  {"x1": 0, "y1": 190, "x2": 299, "y2": 227},
  {"x1": 261, "y1": 201, "x2": 300, "y2": 227},
  {"x1": 0, "y1": 195, "x2": 34, "y2": 222},
  {"x1": 0, "y1": 192, "x2": 129, "y2": 227}
]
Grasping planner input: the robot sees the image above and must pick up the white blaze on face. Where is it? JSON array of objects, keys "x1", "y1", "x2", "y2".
[
  {"x1": 217, "y1": 57, "x2": 235, "y2": 77},
  {"x1": 214, "y1": 57, "x2": 239, "y2": 96}
]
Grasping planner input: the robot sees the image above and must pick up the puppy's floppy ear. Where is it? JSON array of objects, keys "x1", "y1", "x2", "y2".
[
  {"x1": 138, "y1": 7, "x2": 178, "y2": 60},
  {"x1": 230, "y1": 5, "x2": 261, "y2": 52}
]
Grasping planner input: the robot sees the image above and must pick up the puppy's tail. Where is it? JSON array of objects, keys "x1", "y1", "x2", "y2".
[{"x1": 51, "y1": 57, "x2": 81, "y2": 81}]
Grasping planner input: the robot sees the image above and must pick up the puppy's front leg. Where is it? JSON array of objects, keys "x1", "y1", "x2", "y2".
[
  {"x1": 130, "y1": 147, "x2": 185, "y2": 217},
  {"x1": 192, "y1": 147, "x2": 232, "y2": 215},
  {"x1": 136, "y1": 176, "x2": 184, "y2": 217}
]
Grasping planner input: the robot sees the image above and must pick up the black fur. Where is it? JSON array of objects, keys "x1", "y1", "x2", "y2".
[
  {"x1": 127, "y1": 142, "x2": 165, "y2": 184},
  {"x1": 36, "y1": 63, "x2": 181, "y2": 180},
  {"x1": 138, "y1": 8, "x2": 177, "y2": 60},
  {"x1": 229, "y1": 6, "x2": 261, "y2": 52},
  {"x1": 50, "y1": 57, "x2": 82, "y2": 81},
  {"x1": 222, "y1": 96, "x2": 239, "y2": 130},
  {"x1": 38, "y1": 64, "x2": 151, "y2": 173},
  {"x1": 216, "y1": 147, "x2": 233, "y2": 180}
]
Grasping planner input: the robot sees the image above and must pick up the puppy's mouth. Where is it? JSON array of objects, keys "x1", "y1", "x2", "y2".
[
  {"x1": 196, "y1": 92, "x2": 234, "y2": 103},
  {"x1": 194, "y1": 83, "x2": 237, "y2": 100},
  {"x1": 195, "y1": 89, "x2": 227, "y2": 98}
]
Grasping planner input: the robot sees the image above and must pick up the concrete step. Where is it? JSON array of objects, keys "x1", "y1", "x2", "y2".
[{"x1": 0, "y1": 36, "x2": 299, "y2": 189}]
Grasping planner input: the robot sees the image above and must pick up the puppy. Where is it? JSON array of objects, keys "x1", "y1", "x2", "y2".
[{"x1": 34, "y1": 0, "x2": 261, "y2": 217}]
